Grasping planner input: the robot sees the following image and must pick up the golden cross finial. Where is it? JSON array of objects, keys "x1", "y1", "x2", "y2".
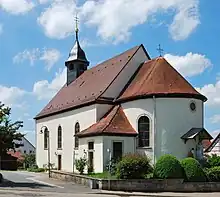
[
  {"x1": 75, "y1": 14, "x2": 79, "y2": 33},
  {"x1": 157, "y1": 44, "x2": 164, "y2": 57}
]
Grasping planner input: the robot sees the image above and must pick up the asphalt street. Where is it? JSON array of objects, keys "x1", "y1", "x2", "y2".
[{"x1": 0, "y1": 171, "x2": 97, "y2": 194}]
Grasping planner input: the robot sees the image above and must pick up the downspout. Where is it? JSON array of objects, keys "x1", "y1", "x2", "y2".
[{"x1": 153, "y1": 96, "x2": 156, "y2": 164}]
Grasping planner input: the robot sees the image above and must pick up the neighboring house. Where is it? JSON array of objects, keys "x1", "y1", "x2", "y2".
[
  {"x1": 14, "y1": 136, "x2": 35, "y2": 155},
  {"x1": 35, "y1": 28, "x2": 213, "y2": 173},
  {"x1": 205, "y1": 133, "x2": 220, "y2": 156}
]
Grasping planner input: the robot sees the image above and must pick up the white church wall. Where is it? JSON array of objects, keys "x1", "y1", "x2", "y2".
[
  {"x1": 36, "y1": 104, "x2": 97, "y2": 172},
  {"x1": 101, "y1": 46, "x2": 148, "y2": 99},
  {"x1": 78, "y1": 136, "x2": 103, "y2": 173},
  {"x1": 122, "y1": 99, "x2": 155, "y2": 162},
  {"x1": 155, "y1": 98, "x2": 203, "y2": 160},
  {"x1": 122, "y1": 97, "x2": 204, "y2": 163},
  {"x1": 103, "y1": 136, "x2": 136, "y2": 170}
]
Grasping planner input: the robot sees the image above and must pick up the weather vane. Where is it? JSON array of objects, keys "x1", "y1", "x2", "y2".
[{"x1": 157, "y1": 44, "x2": 164, "y2": 57}]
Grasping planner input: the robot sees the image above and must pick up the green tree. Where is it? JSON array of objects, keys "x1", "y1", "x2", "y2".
[{"x1": 0, "y1": 102, "x2": 24, "y2": 156}]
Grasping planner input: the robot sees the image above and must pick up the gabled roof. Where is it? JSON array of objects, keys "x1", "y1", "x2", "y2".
[
  {"x1": 118, "y1": 57, "x2": 207, "y2": 102},
  {"x1": 205, "y1": 133, "x2": 220, "y2": 152},
  {"x1": 181, "y1": 128, "x2": 213, "y2": 141},
  {"x1": 77, "y1": 105, "x2": 137, "y2": 138},
  {"x1": 35, "y1": 45, "x2": 142, "y2": 119}
]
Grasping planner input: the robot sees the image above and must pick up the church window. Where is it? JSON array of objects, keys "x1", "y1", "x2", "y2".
[
  {"x1": 69, "y1": 64, "x2": 74, "y2": 71},
  {"x1": 75, "y1": 122, "x2": 80, "y2": 148},
  {"x1": 190, "y1": 101, "x2": 196, "y2": 112},
  {"x1": 44, "y1": 128, "x2": 49, "y2": 149},
  {"x1": 138, "y1": 116, "x2": 150, "y2": 147},
  {"x1": 58, "y1": 126, "x2": 62, "y2": 149}
]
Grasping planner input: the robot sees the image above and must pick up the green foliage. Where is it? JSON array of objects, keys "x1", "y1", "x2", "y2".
[
  {"x1": 181, "y1": 157, "x2": 207, "y2": 182},
  {"x1": 28, "y1": 167, "x2": 45, "y2": 173},
  {"x1": 116, "y1": 153, "x2": 152, "y2": 179},
  {"x1": 106, "y1": 158, "x2": 119, "y2": 176},
  {"x1": 205, "y1": 166, "x2": 220, "y2": 182},
  {"x1": 0, "y1": 102, "x2": 24, "y2": 155},
  {"x1": 75, "y1": 157, "x2": 87, "y2": 174},
  {"x1": 24, "y1": 154, "x2": 36, "y2": 169},
  {"x1": 205, "y1": 154, "x2": 220, "y2": 168},
  {"x1": 153, "y1": 154, "x2": 185, "y2": 179}
]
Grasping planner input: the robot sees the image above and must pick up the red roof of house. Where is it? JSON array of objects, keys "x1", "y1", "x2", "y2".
[
  {"x1": 118, "y1": 57, "x2": 206, "y2": 102},
  {"x1": 7, "y1": 151, "x2": 24, "y2": 160},
  {"x1": 202, "y1": 140, "x2": 212, "y2": 149},
  {"x1": 35, "y1": 45, "x2": 141, "y2": 119},
  {"x1": 77, "y1": 105, "x2": 137, "y2": 137}
]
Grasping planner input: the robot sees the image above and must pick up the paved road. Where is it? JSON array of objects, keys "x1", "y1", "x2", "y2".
[
  {"x1": 1, "y1": 171, "x2": 220, "y2": 197},
  {"x1": 0, "y1": 171, "x2": 97, "y2": 194}
]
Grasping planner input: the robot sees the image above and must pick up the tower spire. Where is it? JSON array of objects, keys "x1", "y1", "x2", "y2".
[{"x1": 75, "y1": 14, "x2": 79, "y2": 41}]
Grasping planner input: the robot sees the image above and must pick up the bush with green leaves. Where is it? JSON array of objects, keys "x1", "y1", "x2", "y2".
[
  {"x1": 205, "y1": 154, "x2": 220, "y2": 168},
  {"x1": 116, "y1": 153, "x2": 152, "y2": 179},
  {"x1": 180, "y1": 157, "x2": 207, "y2": 182},
  {"x1": 28, "y1": 167, "x2": 45, "y2": 173},
  {"x1": 75, "y1": 157, "x2": 87, "y2": 174},
  {"x1": 205, "y1": 166, "x2": 220, "y2": 182},
  {"x1": 106, "y1": 158, "x2": 119, "y2": 176},
  {"x1": 153, "y1": 154, "x2": 185, "y2": 179}
]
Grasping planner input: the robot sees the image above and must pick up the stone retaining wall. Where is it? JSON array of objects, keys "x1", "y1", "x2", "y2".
[{"x1": 50, "y1": 170, "x2": 220, "y2": 192}]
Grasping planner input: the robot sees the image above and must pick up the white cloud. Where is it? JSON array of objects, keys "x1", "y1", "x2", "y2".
[
  {"x1": 0, "y1": 0, "x2": 35, "y2": 15},
  {"x1": 37, "y1": 0, "x2": 76, "y2": 39},
  {"x1": 0, "y1": 85, "x2": 26, "y2": 107},
  {"x1": 33, "y1": 68, "x2": 66, "y2": 100},
  {"x1": 164, "y1": 52, "x2": 212, "y2": 77},
  {"x1": 13, "y1": 48, "x2": 61, "y2": 70},
  {"x1": 38, "y1": 0, "x2": 51, "y2": 4},
  {"x1": 211, "y1": 130, "x2": 220, "y2": 139},
  {"x1": 37, "y1": 0, "x2": 200, "y2": 42},
  {"x1": 40, "y1": 48, "x2": 61, "y2": 71},
  {"x1": 210, "y1": 115, "x2": 220, "y2": 124},
  {"x1": 196, "y1": 81, "x2": 220, "y2": 107}
]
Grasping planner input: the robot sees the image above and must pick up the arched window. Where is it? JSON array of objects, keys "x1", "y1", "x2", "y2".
[
  {"x1": 57, "y1": 126, "x2": 62, "y2": 149},
  {"x1": 44, "y1": 128, "x2": 49, "y2": 149},
  {"x1": 75, "y1": 122, "x2": 80, "y2": 148},
  {"x1": 138, "y1": 116, "x2": 150, "y2": 147}
]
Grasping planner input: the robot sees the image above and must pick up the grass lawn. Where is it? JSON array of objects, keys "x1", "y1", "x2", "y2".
[{"x1": 88, "y1": 171, "x2": 117, "y2": 179}]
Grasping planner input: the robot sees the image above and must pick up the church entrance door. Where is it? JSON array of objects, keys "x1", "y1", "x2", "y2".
[
  {"x1": 58, "y1": 155, "x2": 62, "y2": 170},
  {"x1": 113, "y1": 142, "x2": 123, "y2": 160}
]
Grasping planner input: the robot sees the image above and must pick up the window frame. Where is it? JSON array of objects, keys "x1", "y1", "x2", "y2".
[
  {"x1": 137, "y1": 116, "x2": 150, "y2": 148},
  {"x1": 74, "y1": 122, "x2": 80, "y2": 149},
  {"x1": 57, "y1": 125, "x2": 62, "y2": 149}
]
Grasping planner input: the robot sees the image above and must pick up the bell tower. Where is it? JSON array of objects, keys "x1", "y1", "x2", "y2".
[{"x1": 65, "y1": 15, "x2": 89, "y2": 85}]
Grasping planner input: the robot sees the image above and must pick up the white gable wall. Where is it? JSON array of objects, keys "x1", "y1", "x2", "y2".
[
  {"x1": 122, "y1": 97, "x2": 203, "y2": 163},
  {"x1": 101, "y1": 46, "x2": 149, "y2": 99},
  {"x1": 36, "y1": 104, "x2": 96, "y2": 172},
  {"x1": 14, "y1": 137, "x2": 35, "y2": 154}
]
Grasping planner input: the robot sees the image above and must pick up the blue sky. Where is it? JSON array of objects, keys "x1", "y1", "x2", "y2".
[{"x1": 0, "y1": 0, "x2": 220, "y2": 145}]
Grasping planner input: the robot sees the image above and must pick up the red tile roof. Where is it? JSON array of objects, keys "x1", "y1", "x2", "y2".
[
  {"x1": 118, "y1": 57, "x2": 207, "y2": 102},
  {"x1": 202, "y1": 140, "x2": 212, "y2": 149},
  {"x1": 77, "y1": 105, "x2": 137, "y2": 137},
  {"x1": 35, "y1": 45, "x2": 141, "y2": 119}
]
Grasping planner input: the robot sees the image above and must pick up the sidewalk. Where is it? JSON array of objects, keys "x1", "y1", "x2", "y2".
[{"x1": 99, "y1": 190, "x2": 220, "y2": 197}]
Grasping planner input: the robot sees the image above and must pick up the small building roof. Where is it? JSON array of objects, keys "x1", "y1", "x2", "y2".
[
  {"x1": 118, "y1": 57, "x2": 207, "y2": 102},
  {"x1": 181, "y1": 128, "x2": 213, "y2": 142},
  {"x1": 77, "y1": 105, "x2": 137, "y2": 138},
  {"x1": 205, "y1": 133, "x2": 220, "y2": 152}
]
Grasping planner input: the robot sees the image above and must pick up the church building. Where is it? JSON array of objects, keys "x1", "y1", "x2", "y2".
[{"x1": 35, "y1": 26, "x2": 213, "y2": 173}]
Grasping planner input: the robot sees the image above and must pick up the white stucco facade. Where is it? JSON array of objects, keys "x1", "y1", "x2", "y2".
[{"x1": 122, "y1": 97, "x2": 203, "y2": 163}]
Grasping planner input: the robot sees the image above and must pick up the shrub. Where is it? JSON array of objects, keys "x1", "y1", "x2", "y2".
[
  {"x1": 181, "y1": 157, "x2": 207, "y2": 182},
  {"x1": 153, "y1": 154, "x2": 185, "y2": 179},
  {"x1": 24, "y1": 154, "x2": 36, "y2": 169},
  {"x1": 205, "y1": 166, "x2": 220, "y2": 182},
  {"x1": 205, "y1": 154, "x2": 220, "y2": 168},
  {"x1": 116, "y1": 153, "x2": 152, "y2": 179},
  {"x1": 75, "y1": 157, "x2": 87, "y2": 174},
  {"x1": 106, "y1": 158, "x2": 119, "y2": 176},
  {"x1": 28, "y1": 167, "x2": 45, "y2": 173}
]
